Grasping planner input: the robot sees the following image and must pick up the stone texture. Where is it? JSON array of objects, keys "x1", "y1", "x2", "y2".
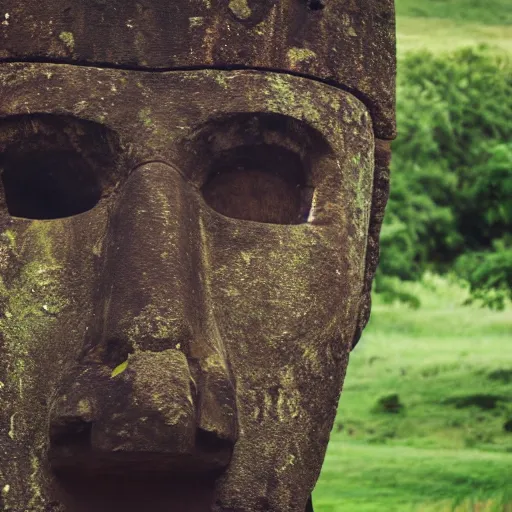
[{"x1": 0, "y1": 0, "x2": 396, "y2": 139}]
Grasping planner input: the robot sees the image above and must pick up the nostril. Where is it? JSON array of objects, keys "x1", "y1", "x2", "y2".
[
  {"x1": 47, "y1": 366, "x2": 106, "y2": 469},
  {"x1": 196, "y1": 428, "x2": 234, "y2": 455},
  {"x1": 104, "y1": 337, "x2": 133, "y2": 368},
  {"x1": 50, "y1": 416, "x2": 92, "y2": 449}
]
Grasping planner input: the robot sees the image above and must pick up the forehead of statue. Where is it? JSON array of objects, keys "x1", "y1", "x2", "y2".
[
  {"x1": 0, "y1": 63, "x2": 373, "y2": 185},
  {"x1": 0, "y1": 0, "x2": 396, "y2": 140}
]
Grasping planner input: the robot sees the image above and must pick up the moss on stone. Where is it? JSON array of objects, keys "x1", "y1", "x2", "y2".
[
  {"x1": 262, "y1": 73, "x2": 361, "y2": 143},
  {"x1": 0, "y1": 222, "x2": 68, "y2": 393},
  {"x1": 138, "y1": 107, "x2": 153, "y2": 128},
  {"x1": 189, "y1": 16, "x2": 204, "y2": 28},
  {"x1": 58, "y1": 31, "x2": 75, "y2": 52},
  {"x1": 1, "y1": 230, "x2": 16, "y2": 251},
  {"x1": 127, "y1": 304, "x2": 184, "y2": 349},
  {"x1": 287, "y1": 47, "x2": 316, "y2": 67},
  {"x1": 228, "y1": 0, "x2": 252, "y2": 20},
  {"x1": 28, "y1": 454, "x2": 43, "y2": 509}
]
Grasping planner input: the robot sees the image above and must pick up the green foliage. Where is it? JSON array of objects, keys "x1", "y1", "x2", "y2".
[
  {"x1": 396, "y1": 0, "x2": 512, "y2": 26},
  {"x1": 374, "y1": 275, "x2": 421, "y2": 309},
  {"x1": 455, "y1": 237, "x2": 512, "y2": 310},
  {"x1": 380, "y1": 46, "x2": 512, "y2": 306}
]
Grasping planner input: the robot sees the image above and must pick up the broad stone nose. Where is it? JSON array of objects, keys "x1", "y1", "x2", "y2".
[
  {"x1": 48, "y1": 163, "x2": 237, "y2": 474},
  {"x1": 99, "y1": 161, "x2": 200, "y2": 358}
]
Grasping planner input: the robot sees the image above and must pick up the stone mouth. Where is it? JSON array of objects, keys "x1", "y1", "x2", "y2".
[
  {"x1": 49, "y1": 420, "x2": 233, "y2": 476},
  {"x1": 50, "y1": 446, "x2": 232, "y2": 476},
  {"x1": 54, "y1": 471, "x2": 218, "y2": 512}
]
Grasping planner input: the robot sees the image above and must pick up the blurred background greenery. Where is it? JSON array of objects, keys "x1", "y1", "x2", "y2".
[{"x1": 313, "y1": 0, "x2": 512, "y2": 510}]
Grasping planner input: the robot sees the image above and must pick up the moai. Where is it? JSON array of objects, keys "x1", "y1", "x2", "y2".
[{"x1": 0, "y1": 1, "x2": 396, "y2": 511}]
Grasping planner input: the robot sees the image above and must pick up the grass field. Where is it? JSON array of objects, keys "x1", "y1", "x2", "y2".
[
  {"x1": 313, "y1": 276, "x2": 512, "y2": 511},
  {"x1": 395, "y1": 0, "x2": 512, "y2": 26},
  {"x1": 395, "y1": 0, "x2": 512, "y2": 56},
  {"x1": 396, "y1": 17, "x2": 512, "y2": 56}
]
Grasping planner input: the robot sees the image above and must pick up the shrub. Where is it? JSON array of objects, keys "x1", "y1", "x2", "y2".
[
  {"x1": 372, "y1": 393, "x2": 405, "y2": 414},
  {"x1": 378, "y1": 46, "x2": 512, "y2": 307}
]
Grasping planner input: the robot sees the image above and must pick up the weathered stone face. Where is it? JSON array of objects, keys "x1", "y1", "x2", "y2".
[
  {"x1": 0, "y1": 64, "x2": 381, "y2": 511},
  {"x1": 0, "y1": 1, "x2": 395, "y2": 511}
]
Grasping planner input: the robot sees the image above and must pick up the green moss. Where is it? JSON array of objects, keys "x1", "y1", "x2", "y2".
[
  {"x1": 241, "y1": 251, "x2": 252, "y2": 265},
  {"x1": 1, "y1": 220, "x2": 77, "y2": 504},
  {"x1": 0, "y1": 276, "x2": 7, "y2": 301},
  {"x1": 189, "y1": 16, "x2": 204, "y2": 28},
  {"x1": 77, "y1": 399, "x2": 92, "y2": 416},
  {"x1": 202, "y1": 69, "x2": 230, "y2": 89},
  {"x1": 263, "y1": 74, "x2": 348, "y2": 138},
  {"x1": 3, "y1": 261, "x2": 67, "y2": 321},
  {"x1": 138, "y1": 107, "x2": 153, "y2": 128},
  {"x1": 0, "y1": 222, "x2": 68, "y2": 388},
  {"x1": 28, "y1": 454, "x2": 43, "y2": 508},
  {"x1": 8, "y1": 413, "x2": 15, "y2": 440},
  {"x1": 127, "y1": 304, "x2": 183, "y2": 348},
  {"x1": 228, "y1": 0, "x2": 252, "y2": 20},
  {"x1": 58, "y1": 31, "x2": 75, "y2": 52},
  {"x1": 1, "y1": 230, "x2": 16, "y2": 251},
  {"x1": 287, "y1": 47, "x2": 317, "y2": 67}
]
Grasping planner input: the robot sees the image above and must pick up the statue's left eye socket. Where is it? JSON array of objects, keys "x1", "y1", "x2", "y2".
[
  {"x1": 1, "y1": 150, "x2": 101, "y2": 220},
  {"x1": 202, "y1": 144, "x2": 313, "y2": 225},
  {"x1": 0, "y1": 114, "x2": 122, "y2": 220}
]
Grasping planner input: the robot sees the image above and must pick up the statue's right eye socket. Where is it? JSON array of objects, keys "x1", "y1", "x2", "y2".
[
  {"x1": 1, "y1": 150, "x2": 102, "y2": 220},
  {"x1": 0, "y1": 115, "x2": 122, "y2": 220},
  {"x1": 202, "y1": 145, "x2": 313, "y2": 225}
]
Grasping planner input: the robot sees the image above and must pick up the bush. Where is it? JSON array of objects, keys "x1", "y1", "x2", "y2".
[
  {"x1": 378, "y1": 46, "x2": 512, "y2": 307},
  {"x1": 456, "y1": 238, "x2": 512, "y2": 310},
  {"x1": 372, "y1": 394, "x2": 405, "y2": 414}
]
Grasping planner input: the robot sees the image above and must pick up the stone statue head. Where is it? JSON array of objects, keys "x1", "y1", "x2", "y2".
[{"x1": 0, "y1": 1, "x2": 395, "y2": 511}]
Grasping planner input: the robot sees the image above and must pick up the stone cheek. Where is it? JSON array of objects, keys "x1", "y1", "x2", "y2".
[
  {"x1": 0, "y1": 66, "x2": 376, "y2": 512},
  {"x1": 0, "y1": 214, "x2": 105, "y2": 511}
]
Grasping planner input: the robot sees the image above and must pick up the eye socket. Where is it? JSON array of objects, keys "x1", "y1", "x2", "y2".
[
  {"x1": 202, "y1": 145, "x2": 312, "y2": 225},
  {"x1": 0, "y1": 115, "x2": 122, "y2": 220},
  {"x1": 1, "y1": 150, "x2": 101, "y2": 220}
]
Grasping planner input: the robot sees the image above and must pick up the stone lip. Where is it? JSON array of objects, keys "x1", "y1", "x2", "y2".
[
  {"x1": 0, "y1": 0, "x2": 396, "y2": 139},
  {"x1": 49, "y1": 446, "x2": 232, "y2": 476}
]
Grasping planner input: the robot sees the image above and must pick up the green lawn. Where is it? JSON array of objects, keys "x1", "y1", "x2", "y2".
[
  {"x1": 395, "y1": 0, "x2": 512, "y2": 55},
  {"x1": 316, "y1": 443, "x2": 511, "y2": 512},
  {"x1": 313, "y1": 276, "x2": 512, "y2": 511},
  {"x1": 396, "y1": 17, "x2": 512, "y2": 56}
]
